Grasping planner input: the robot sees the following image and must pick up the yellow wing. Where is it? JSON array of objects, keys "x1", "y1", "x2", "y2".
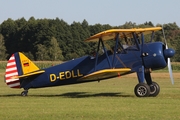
[
  {"x1": 85, "y1": 27, "x2": 162, "y2": 42},
  {"x1": 78, "y1": 68, "x2": 131, "y2": 81}
]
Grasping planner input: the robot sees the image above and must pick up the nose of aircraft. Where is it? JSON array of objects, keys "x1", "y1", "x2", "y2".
[{"x1": 164, "y1": 48, "x2": 175, "y2": 58}]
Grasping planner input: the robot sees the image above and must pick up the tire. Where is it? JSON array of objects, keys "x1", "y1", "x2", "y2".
[
  {"x1": 134, "y1": 83, "x2": 150, "y2": 97},
  {"x1": 149, "y1": 82, "x2": 160, "y2": 97},
  {"x1": 21, "y1": 91, "x2": 28, "y2": 96}
]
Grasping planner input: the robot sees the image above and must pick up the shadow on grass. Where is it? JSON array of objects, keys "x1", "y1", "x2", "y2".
[
  {"x1": 0, "y1": 94, "x2": 21, "y2": 97},
  {"x1": 50, "y1": 92, "x2": 134, "y2": 98},
  {"x1": 0, "y1": 92, "x2": 134, "y2": 98}
]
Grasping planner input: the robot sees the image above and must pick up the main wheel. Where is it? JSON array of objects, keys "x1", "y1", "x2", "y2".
[
  {"x1": 21, "y1": 90, "x2": 28, "y2": 96},
  {"x1": 149, "y1": 82, "x2": 160, "y2": 97},
  {"x1": 134, "y1": 83, "x2": 150, "y2": 97}
]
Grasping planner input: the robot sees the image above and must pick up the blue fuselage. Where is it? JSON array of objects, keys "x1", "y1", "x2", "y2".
[{"x1": 23, "y1": 42, "x2": 168, "y2": 89}]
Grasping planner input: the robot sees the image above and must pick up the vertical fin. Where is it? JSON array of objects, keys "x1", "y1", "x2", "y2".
[{"x1": 18, "y1": 52, "x2": 39, "y2": 74}]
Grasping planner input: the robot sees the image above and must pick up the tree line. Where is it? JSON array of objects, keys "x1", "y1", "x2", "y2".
[{"x1": 0, "y1": 17, "x2": 180, "y2": 61}]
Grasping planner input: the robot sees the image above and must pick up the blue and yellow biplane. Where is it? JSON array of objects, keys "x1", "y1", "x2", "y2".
[{"x1": 5, "y1": 27, "x2": 175, "y2": 97}]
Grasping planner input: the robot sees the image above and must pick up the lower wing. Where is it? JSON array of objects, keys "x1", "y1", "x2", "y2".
[{"x1": 78, "y1": 68, "x2": 131, "y2": 81}]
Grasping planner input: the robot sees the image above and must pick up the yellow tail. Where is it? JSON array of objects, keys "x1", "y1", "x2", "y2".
[{"x1": 18, "y1": 52, "x2": 39, "y2": 74}]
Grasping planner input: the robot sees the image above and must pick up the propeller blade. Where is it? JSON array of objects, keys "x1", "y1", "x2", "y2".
[
  {"x1": 162, "y1": 25, "x2": 174, "y2": 84},
  {"x1": 167, "y1": 58, "x2": 174, "y2": 84}
]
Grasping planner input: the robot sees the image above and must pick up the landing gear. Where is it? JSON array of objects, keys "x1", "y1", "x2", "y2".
[
  {"x1": 149, "y1": 82, "x2": 160, "y2": 97},
  {"x1": 135, "y1": 67, "x2": 160, "y2": 97},
  {"x1": 21, "y1": 90, "x2": 28, "y2": 96},
  {"x1": 134, "y1": 82, "x2": 160, "y2": 97},
  {"x1": 134, "y1": 83, "x2": 150, "y2": 97}
]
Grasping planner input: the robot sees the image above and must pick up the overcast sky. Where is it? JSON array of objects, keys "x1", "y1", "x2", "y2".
[{"x1": 0, "y1": 0, "x2": 179, "y2": 26}]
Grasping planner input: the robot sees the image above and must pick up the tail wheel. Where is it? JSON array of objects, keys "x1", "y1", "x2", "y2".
[
  {"x1": 21, "y1": 90, "x2": 28, "y2": 96},
  {"x1": 149, "y1": 82, "x2": 160, "y2": 97},
  {"x1": 134, "y1": 83, "x2": 150, "y2": 97}
]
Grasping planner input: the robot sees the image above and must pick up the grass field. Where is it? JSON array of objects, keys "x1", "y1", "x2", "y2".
[{"x1": 0, "y1": 71, "x2": 180, "y2": 120}]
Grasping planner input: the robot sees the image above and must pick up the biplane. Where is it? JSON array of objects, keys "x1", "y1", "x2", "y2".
[{"x1": 4, "y1": 27, "x2": 175, "y2": 97}]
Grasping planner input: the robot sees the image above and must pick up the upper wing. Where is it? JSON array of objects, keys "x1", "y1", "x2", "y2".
[
  {"x1": 78, "y1": 68, "x2": 131, "y2": 81},
  {"x1": 85, "y1": 27, "x2": 162, "y2": 42}
]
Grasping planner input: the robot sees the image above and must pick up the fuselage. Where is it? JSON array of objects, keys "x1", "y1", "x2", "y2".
[{"x1": 21, "y1": 42, "x2": 171, "y2": 89}]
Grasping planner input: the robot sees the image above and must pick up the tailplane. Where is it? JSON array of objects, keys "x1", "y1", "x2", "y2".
[{"x1": 5, "y1": 52, "x2": 40, "y2": 88}]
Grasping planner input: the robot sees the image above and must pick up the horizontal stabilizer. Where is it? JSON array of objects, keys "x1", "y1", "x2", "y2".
[
  {"x1": 13, "y1": 70, "x2": 45, "y2": 79},
  {"x1": 78, "y1": 68, "x2": 131, "y2": 81}
]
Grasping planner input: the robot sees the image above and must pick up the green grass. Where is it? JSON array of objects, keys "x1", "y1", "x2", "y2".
[{"x1": 1, "y1": 72, "x2": 180, "y2": 120}]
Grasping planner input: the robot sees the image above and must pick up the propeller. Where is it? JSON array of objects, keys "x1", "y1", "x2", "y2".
[{"x1": 162, "y1": 25, "x2": 175, "y2": 84}]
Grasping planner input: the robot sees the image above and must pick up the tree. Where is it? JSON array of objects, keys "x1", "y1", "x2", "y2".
[
  {"x1": 48, "y1": 37, "x2": 64, "y2": 61},
  {"x1": 173, "y1": 38, "x2": 180, "y2": 62},
  {"x1": 36, "y1": 37, "x2": 63, "y2": 61},
  {"x1": 121, "y1": 21, "x2": 137, "y2": 29},
  {"x1": 36, "y1": 44, "x2": 49, "y2": 60},
  {"x1": 1, "y1": 18, "x2": 180, "y2": 61},
  {"x1": 0, "y1": 18, "x2": 18, "y2": 55},
  {"x1": 0, "y1": 34, "x2": 7, "y2": 60},
  {"x1": 144, "y1": 21, "x2": 154, "y2": 27},
  {"x1": 81, "y1": 19, "x2": 91, "y2": 38}
]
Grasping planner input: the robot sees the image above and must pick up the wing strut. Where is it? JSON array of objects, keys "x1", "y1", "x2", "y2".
[
  {"x1": 94, "y1": 39, "x2": 100, "y2": 71},
  {"x1": 112, "y1": 33, "x2": 119, "y2": 67},
  {"x1": 132, "y1": 32, "x2": 140, "y2": 50},
  {"x1": 94, "y1": 38, "x2": 112, "y2": 71},
  {"x1": 101, "y1": 38, "x2": 112, "y2": 68},
  {"x1": 150, "y1": 31, "x2": 155, "y2": 42}
]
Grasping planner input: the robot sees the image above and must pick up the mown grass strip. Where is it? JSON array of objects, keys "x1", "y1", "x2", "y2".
[{"x1": 0, "y1": 74, "x2": 180, "y2": 120}]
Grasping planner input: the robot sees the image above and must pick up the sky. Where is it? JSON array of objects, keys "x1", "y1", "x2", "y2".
[{"x1": 0, "y1": 0, "x2": 179, "y2": 26}]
